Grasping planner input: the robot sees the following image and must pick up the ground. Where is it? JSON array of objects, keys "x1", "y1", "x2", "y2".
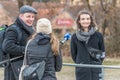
[{"x1": 1, "y1": 57, "x2": 120, "y2": 80}]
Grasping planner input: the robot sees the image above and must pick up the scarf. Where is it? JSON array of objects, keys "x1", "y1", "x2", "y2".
[
  {"x1": 76, "y1": 27, "x2": 96, "y2": 44},
  {"x1": 15, "y1": 17, "x2": 34, "y2": 36}
]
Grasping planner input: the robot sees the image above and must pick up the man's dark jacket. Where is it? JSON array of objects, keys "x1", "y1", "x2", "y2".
[{"x1": 2, "y1": 17, "x2": 34, "y2": 80}]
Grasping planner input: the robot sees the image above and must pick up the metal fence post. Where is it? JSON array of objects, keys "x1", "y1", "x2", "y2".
[
  {"x1": 102, "y1": 67, "x2": 104, "y2": 80},
  {"x1": 99, "y1": 67, "x2": 104, "y2": 80}
]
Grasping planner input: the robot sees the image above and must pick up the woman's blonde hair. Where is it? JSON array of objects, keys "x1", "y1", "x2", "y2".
[
  {"x1": 31, "y1": 32, "x2": 59, "y2": 56},
  {"x1": 50, "y1": 32, "x2": 59, "y2": 56}
]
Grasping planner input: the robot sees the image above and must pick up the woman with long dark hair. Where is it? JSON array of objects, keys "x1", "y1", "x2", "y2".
[{"x1": 70, "y1": 9, "x2": 105, "y2": 80}]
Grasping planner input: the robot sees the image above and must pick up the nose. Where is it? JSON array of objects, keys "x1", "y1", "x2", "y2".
[
  {"x1": 30, "y1": 17, "x2": 35, "y2": 21},
  {"x1": 84, "y1": 19, "x2": 89, "y2": 22}
]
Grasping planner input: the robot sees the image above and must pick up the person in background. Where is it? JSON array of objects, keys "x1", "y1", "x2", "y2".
[
  {"x1": 2, "y1": 5, "x2": 37, "y2": 80},
  {"x1": 26, "y1": 18, "x2": 62, "y2": 80},
  {"x1": 70, "y1": 9, "x2": 105, "y2": 80}
]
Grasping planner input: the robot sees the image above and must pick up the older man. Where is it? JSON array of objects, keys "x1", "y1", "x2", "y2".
[{"x1": 2, "y1": 5, "x2": 37, "y2": 80}]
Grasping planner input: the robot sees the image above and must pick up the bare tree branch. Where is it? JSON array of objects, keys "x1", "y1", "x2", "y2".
[{"x1": 100, "y1": 0, "x2": 106, "y2": 12}]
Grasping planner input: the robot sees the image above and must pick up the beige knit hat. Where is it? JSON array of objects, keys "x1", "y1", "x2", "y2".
[{"x1": 36, "y1": 18, "x2": 52, "y2": 34}]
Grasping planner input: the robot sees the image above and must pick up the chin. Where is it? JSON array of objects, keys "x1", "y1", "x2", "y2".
[
  {"x1": 27, "y1": 24, "x2": 32, "y2": 26},
  {"x1": 83, "y1": 26, "x2": 89, "y2": 28}
]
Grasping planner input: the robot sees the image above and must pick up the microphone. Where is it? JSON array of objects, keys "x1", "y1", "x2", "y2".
[{"x1": 60, "y1": 32, "x2": 71, "y2": 44}]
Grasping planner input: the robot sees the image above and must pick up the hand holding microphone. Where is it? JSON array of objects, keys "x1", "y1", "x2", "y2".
[{"x1": 60, "y1": 32, "x2": 71, "y2": 44}]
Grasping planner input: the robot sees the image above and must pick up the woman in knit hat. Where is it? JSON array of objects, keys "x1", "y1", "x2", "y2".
[
  {"x1": 25, "y1": 18, "x2": 62, "y2": 80},
  {"x1": 70, "y1": 9, "x2": 105, "y2": 80}
]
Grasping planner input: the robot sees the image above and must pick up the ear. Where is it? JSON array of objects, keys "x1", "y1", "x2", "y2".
[{"x1": 19, "y1": 14, "x2": 24, "y2": 18}]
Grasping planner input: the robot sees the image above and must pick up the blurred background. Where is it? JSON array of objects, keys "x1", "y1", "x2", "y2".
[{"x1": 0, "y1": 0, "x2": 120, "y2": 80}]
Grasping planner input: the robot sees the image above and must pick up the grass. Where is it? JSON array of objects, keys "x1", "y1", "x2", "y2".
[
  {"x1": 1, "y1": 57, "x2": 120, "y2": 80},
  {"x1": 103, "y1": 57, "x2": 120, "y2": 65},
  {"x1": 56, "y1": 57, "x2": 120, "y2": 80},
  {"x1": 57, "y1": 66, "x2": 75, "y2": 80}
]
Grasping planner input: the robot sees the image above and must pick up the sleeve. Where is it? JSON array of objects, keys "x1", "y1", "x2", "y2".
[
  {"x1": 98, "y1": 33, "x2": 105, "y2": 61},
  {"x1": 2, "y1": 26, "x2": 25, "y2": 56},
  {"x1": 54, "y1": 44, "x2": 63, "y2": 72},
  {"x1": 70, "y1": 34, "x2": 77, "y2": 63}
]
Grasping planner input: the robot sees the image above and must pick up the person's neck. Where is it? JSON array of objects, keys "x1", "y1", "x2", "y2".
[{"x1": 83, "y1": 28, "x2": 89, "y2": 32}]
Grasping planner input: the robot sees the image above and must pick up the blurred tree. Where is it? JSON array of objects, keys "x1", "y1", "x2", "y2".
[
  {"x1": 100, "y1": 0, "x2": 109, "y2": 35},
  {"x1": 40, "y1": 0, "x2": 50, "y2": 2},
  {"x1": 17, "y1": 0, "x2": 24, "y2": 9},
  {"x1": 80, "y1": 0, "x2": 93, "y2": 15},
  {"x1": 17, "y1": 0, "x2": 61, "y2": 9},
  {"x1": 86, "y1": 0, "x2": 92, "y2": 12},
  {"x1": 26, "y1": 0, "x2": 34, "y2": 6},
  {"x1": 49, "y1": 0, "x2": 60, "y2": 2},
  {"x1": 99, "y1": 0, "x2": 117, "y2": 35},
  {"x1": 99, "y1": 0, "x2": 120, "y2": 57},
  {"x1": 17, "y1": 0, "x2": 34, "y2": 9},
  {"x1": 35, "y1": 0, "x2": 60, "y2": 2}
]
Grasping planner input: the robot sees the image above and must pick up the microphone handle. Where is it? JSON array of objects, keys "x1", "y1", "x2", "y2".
[{"x1": 60, "y1": 39, "x2": 67, "y2": 44}]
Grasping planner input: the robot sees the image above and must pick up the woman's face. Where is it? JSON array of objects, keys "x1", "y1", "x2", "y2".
[{"x1": 78, "y1": 14, "x2": 91, "y2": 29}]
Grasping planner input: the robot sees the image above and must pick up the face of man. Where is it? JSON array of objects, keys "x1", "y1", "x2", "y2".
[{"x1": 19, "y1": 12, "x2": 35, "y2": 26}]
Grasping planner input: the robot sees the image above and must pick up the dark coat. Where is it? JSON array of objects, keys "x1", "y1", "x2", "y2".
[
  {"x1": 2, "y1": 17, "x2": 34, "y2": 80},
  {"x1": 70, "y1": 31, "x2": 105, "y2": 80},
  {"x1": 27, "y1": 33, "x2": 62, "y2": 80}
]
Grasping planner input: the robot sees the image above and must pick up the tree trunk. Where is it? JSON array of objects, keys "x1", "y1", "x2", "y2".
[
  {"x1": 102, "y1": 18, "x2": 107, "y2": 36},
  {"x1": 26, "y1": 0, "x2": 33, "y2": 6},
  {"x1": 17, "y1": 0, "x2": 24, "y2": 9},
  {"x1": 17, "y1": 0, "x2": 34, "y2": 10}
]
